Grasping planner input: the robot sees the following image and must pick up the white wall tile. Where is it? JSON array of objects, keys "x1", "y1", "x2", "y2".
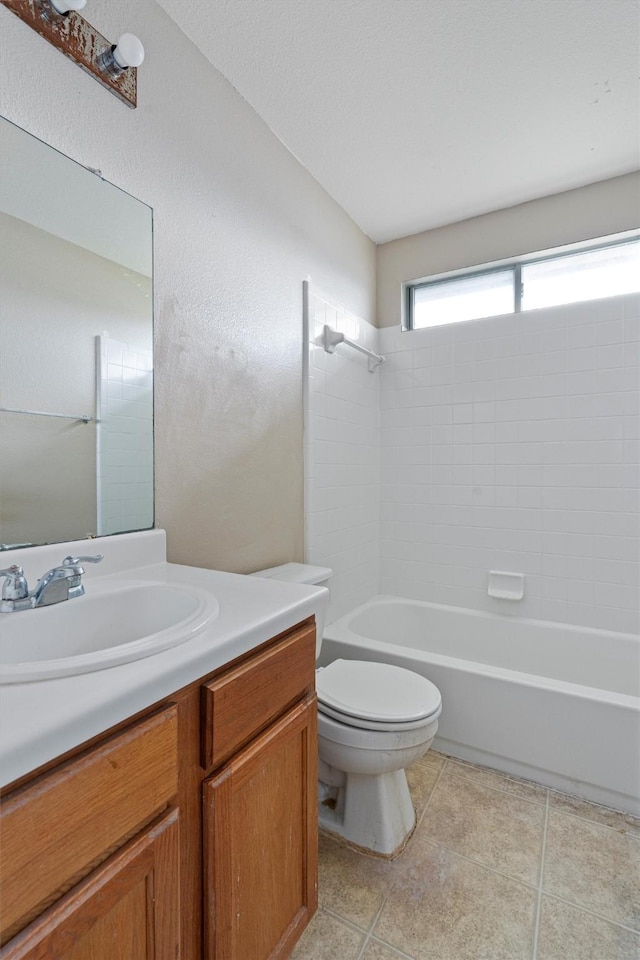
[
  {"x1": 377, "y1": 295, "x2": 639, "y2": 634},
  {"x1": 97, "y1": 336, "x2": 153, "y2": 536},
  {"x1": 306, "y1": 293, "x2": 638, "y2": 635},
  {"x1": 304, "y1": 289, "x2": 380, "y2": 622}
]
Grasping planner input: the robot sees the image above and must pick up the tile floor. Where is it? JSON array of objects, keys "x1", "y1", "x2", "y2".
[{"x1": 291, "y1": 752, "x2": 640, "y2": 960}]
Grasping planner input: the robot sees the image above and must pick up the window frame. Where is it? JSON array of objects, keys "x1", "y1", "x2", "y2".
[{"x1": 403, "y1": 233, "x2": 639, "y2": 332}]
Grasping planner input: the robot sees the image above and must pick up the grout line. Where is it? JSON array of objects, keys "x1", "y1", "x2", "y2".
[
  {"x1": 321, "y1": 903, "x2": 416, "y2": 960},
  {"x1": 444, "y1": 765, "x2": 549, "y2": 807},
  {"x1": 413, "y1": 755, "x2": 447, "y2": 832},
  {"x1": 353, "y1": 934, "x2": 370, "y2": 960},
  {"x1": 354, "y1": 897, "x2": 391, "y2": 960},
  {"x1": 320, "y1": 756, "x2": 639, "y2": 958},
  {"x1": 351, "y1": 757, "x2": 447, "y2": 960},
  {"x1": 541, "y1": 892, "x2": 640, "y2": 936},
  {"x1": 553, "y1": 806, "x2": 640, "y2": 834},
  {"x1": 366, "y1": 893, "x2": 388, "y2": 936},
  {"x1": 531, "y1": 790, "x2": 550, "y2": 960},
  {"x1": 415, "y1": 757, "x2": 546, "y2": 892},
  {"x1": 420, "y1": 836, "x2": 540, "y2": 892},
  {"x1": 366, "y1": 934, "x2": 417, "y2": 959},
  {"x1": 546, "y1": 799, "x2": 640, "y2": 835},
  {"x1": 321, "y1": 906, "x2": 370, "y2": 938},
  {"x1": 354, "y1": 934, "x2": 370, "y2": 959}
]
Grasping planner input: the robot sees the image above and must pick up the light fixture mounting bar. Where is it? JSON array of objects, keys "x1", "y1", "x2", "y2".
[{"x1": 1, "y1": 0, "x2": 138, "y2": 109}]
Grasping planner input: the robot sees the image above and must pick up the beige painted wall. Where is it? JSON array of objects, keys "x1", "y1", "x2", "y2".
[
  {"x1": 0, "y1": 0, "x2": 376, "y2": 572},
  {"x1": 377, "y1": 172, "x2": 640, "y2": 327}
]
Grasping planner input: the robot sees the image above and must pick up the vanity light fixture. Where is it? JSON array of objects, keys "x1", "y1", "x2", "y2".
[
  {"x1": 98, "y1": 33, "x2": 145, "y2": 78},
  {"x1": 1, "y1": 0, "x2": 142, "y2": 108},
  {"x1": 38, "y1": 0, "x2": 87, "y2": 22}
]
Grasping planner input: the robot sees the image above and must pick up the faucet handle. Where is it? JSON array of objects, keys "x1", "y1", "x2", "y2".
[
  {"x1": 62, "y1": 555, "x2": 104, "y2": 567},
  {"x1": 0, "y1": 565, "x2": 29, "y2": 600},
  {"x1": 60, "y1": 555, "x2": 104, "y2": 586}
]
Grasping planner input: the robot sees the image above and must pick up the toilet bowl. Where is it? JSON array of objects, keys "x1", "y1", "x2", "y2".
[{"x1": 250, "y1": 564, "x2": 442, "y2": 856}]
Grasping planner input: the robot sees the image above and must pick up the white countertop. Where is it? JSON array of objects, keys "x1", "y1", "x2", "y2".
[{"x1": 0, "y1": 530, "x2": 327, "y2": 788}]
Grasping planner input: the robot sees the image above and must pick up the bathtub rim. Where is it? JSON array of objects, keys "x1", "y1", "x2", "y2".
[
  {"x1": 330, "y1": 593, "x2": 639, "y2": 642},
  {"x1": 324, "y1": 594, "x2": 640, "y2": 707},
  {"x1": 322, "y1": 593, "x2": 640, "y2": 816}
]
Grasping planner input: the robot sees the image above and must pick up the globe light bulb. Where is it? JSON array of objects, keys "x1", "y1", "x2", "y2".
[
  {"x1": 112, "y1": 33, "x2": 145, "y2": 69},
  {"x1": 49, "y1": 0, "x2": 87, "y2": 14}
]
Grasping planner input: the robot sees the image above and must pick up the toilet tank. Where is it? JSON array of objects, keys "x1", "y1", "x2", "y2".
[{"x1": 250, "y1": 563, "x2": 332, "y2": 656}]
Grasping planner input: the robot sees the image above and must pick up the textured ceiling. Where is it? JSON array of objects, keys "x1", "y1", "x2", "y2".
[{"x1": 157, "y1": 0, "x2": 640, "y2": 243}]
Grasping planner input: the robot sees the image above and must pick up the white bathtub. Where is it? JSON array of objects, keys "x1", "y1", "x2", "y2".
[{"x1": 321, "y1": 597, "x2": 640, "y2": 816}]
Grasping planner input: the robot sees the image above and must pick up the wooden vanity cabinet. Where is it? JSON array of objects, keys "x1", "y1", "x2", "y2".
[
  {"x1": 0, "y1": 617, "x2": 318, "y2": 960},
  {"x1": 0, "y1": 705, "x2": 181, "y2": 959},
  {"x1": 3, "y1": 810, "x2": 181, "y2": 960},
  {"x1": 201, "y1": 620, "x2": 318, "y2": 960}
]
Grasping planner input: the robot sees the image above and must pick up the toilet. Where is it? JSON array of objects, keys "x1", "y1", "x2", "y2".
[{"x1": 251, "y1": 563, "x2": 442, "y2": 856}]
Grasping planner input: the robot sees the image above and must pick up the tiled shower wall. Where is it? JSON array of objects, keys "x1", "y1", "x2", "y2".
[
  {"x1": 305, "y1": 290, "x2": 639, "y2": 635},
  {"x1": 304, "y1": 284, "x2": 379, "y2": 621},
  {"x1": 96, "y1": 335, "x2": 154, "y2": 536},
  {"x1": 378, "y1": 292, "x2": 640, "y2": 635}
]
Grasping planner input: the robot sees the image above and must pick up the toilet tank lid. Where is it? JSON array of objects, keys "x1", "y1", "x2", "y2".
[{"x1": 250, "y1": 562, "x2": 332, "y2": 585}]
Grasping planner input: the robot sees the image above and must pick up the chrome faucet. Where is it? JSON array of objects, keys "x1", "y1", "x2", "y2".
[{"x1": 0, "y1": 555, "x2": 103, "y2": 612}]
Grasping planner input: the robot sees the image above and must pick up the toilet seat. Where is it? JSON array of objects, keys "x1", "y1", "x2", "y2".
[{"x1": 316, "y1": 659, "x2": 442, "y2": 732}]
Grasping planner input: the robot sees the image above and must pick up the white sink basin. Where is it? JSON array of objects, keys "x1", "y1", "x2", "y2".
[{"x1": 0, "y1": 580, "x2": 220, "y2": 683}]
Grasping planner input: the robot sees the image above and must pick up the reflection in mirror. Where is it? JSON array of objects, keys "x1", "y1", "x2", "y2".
[{"x1": 0, "y1": 117, "x2": 154, "y2": 550}]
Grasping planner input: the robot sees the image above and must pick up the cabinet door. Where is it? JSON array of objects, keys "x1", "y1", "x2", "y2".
[
  {"x1": 1, "y1": 705, "x2": 178, "y2": 944},
  {"x1": 3, "y1": 809, "x2": 180, "y2": 960},
  {"x1": 203, "y1": 696, "x2": 318, "y2": 960}
]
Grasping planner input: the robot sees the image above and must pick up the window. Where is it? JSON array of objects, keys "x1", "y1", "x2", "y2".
[
  {"x1": 521, "y1": 242, "x2": 640, "y2": 311},
  {"x1": 406, "y1": 236, "x2": 640, "y2": 330},
  {"x1": 411, "y1": 269, "x2": 514, "y2": 329}
]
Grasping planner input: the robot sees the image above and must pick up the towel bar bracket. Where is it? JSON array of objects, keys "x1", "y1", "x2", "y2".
[{"x1": 318, "y1": 324, "x2": 385, "y2": 373}]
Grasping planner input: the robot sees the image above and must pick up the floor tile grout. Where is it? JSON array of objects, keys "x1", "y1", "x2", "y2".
[
  {"x1": 321, "y1": 905, "x2": 370, "y2": 936},
  {"x1": 442, "y1": 755, "x2": 640, "y2": 829},
  {"x1": 419, "y1": 836, "x2": 540, "y2": 891},
  {"x1": 531, "y1": 788, "x2": 550, "y2": 960},
  {"x1": 318, "y1": 869, "x2": 640, "y2": 960},
  {"x1": 416, "y1": 755, "x2": 546, "y2": 889},
  {"x1": 414, "y1": 754, "x2": 447, "y2": 832},
  {"x1": 540, "y1": 891, "x2": 640, "y2": 936},
  {"x1": 353, "y1": 891, "x2": 389, "y2": 960},
  {"x1": 320, "y1": 904, "x2": 374, "y2": 958},
  {"x1": 365, "y1": 933, "x2": 417, "y2": 959},
  {"x1": 299, "y1": 753, "x2": 640, "y2": 960},
  {"x1": 352, "y1": 757, "x2": 447, "y2": 960},
  {"x1": 445, "y1": 764, "x2": 550, "y2": 803},
  {"x1": 351, "y1": 761, "x2": 445, "y2": 960},
  {"x1": 354, "y1": 897, "x2": 414, "y2": 960},
  {"x1": 547, "y1": 788, "x2": 640, "y2": 819},
  {"x1": 443, "y1": 769, "x2": 549, "y2": 807},
  {"x1": 440, "y1": 756, "x2": 640, "y2": 830},
  {"x1": 546, "y1": 802, "x2": 640, "y2": 835}
]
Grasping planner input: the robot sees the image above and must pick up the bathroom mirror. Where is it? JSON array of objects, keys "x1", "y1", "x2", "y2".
[{"x1": 0, "y1": 117, "x2": 153, "y2": 550}]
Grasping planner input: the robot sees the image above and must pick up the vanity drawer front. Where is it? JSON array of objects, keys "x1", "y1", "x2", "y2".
[
  {"x1": 0, "y1": 703, "x2": 178, "y2": 944},
  {"x1": 201, "y1": 621, "x2": 316, "y2": 770}
]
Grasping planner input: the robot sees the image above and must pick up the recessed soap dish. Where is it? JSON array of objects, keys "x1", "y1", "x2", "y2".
[{"x1": 488, "y1": 571, "x2": 524, "y2": 601}]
